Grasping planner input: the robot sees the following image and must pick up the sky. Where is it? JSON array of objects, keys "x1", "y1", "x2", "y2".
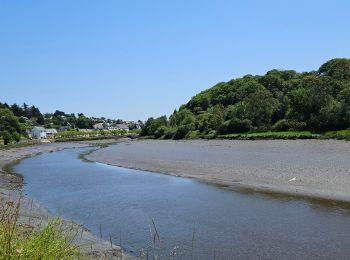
[{"x1": 1, "y1": 1, "x2": 350, "y2": 121}]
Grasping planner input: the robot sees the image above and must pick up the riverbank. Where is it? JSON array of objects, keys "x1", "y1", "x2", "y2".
[
  {"x1": 87, "y1": 139, "x2": 350, "y2": 203},
  {"x1": 0, "y1": 139, "x2": 133, "y2": 259}
]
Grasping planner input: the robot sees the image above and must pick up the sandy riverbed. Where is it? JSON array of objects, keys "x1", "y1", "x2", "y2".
[
  {"x1": 0, "y1": 140, "x2": 133, "y2": 259},
  {"x1": 87, "y1": 139, "x2": 350, "y2": 202}
]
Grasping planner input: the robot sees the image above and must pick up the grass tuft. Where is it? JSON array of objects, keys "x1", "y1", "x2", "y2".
[
  {"x1": 0, "y1": 196, "x2": 81, "y2": 259},
  {"x1": 324, "y1": 129, "x2": 350, "y2": 140},
  {"x1": 218, "y1": 131, "x2": 321, "y2": 140}
]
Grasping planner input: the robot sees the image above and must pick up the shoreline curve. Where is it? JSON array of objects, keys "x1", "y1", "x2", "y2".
[
  {"x1": 0, "y1": 139, "x2": 134, "y2": 259},
  {"x1": 86, "y1": 139, "x2": 350, "y2": 205}
]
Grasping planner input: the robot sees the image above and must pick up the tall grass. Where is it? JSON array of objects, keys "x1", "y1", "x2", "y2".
[
  {"x1": 136, "y1": 219, "x2": 199, "y2": 260},
  {"x1": 324, "y1": 129, "x2": 350, "y2": 140},
  {"x1": 54, "y1": 129, "x2": 140, "y2": 141},
  {"x1": 218, "y1": 131, "x2": 321, "y2": 140},
  {"x1": 0, "y1": 140, "x2": 41, "y2": 150},
  {"x1": 0, "y1": 196, "x2": 81, "y2": 259}
]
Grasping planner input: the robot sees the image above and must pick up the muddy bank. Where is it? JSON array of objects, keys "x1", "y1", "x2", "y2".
[
  {"x1": 86, "y1": 139, "x2": 350, "y2": 203},
  {"x1": 0, "y1": 139, "x2": 133, "y2": 259}
]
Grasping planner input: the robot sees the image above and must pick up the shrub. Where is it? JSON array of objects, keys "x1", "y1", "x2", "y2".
[
  {"x1": 186, "y1": 130, "x2": 201, "y2": 139},
  {"x1": 154, "y1": 126, "x2": 167, "y2": 139},
  {"x1": 272, "y1": 119, "x2": 307, "y2": 131},
  {"x1": 173, "y1": 125, "x2": 192, "y2": 139},
  {"x1": 219, "y1": 118, "x2": 252, "y2": 134},
  {"x1": 162, "y1": 127, "x2": 176, "y2": 139},
  {"x1": 202, "y1": 130, "x2": 217, "y2": 139}
]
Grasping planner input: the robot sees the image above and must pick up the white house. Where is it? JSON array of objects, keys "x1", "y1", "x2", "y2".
[
  {"x1": 45, "y1": 128, "x2": 58, "y2": 139},
  {"x1": 31, "y1": 127, "x2": 57, "y2": 139},
  {"x1": 93, "y1": 123, "x2": 104, "y2": 130},
  {"x1": 116, "y1": 123, "x2": 129, "y2": 131}
]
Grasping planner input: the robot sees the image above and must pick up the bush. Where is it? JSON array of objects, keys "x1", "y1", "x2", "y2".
[
  {"x1": 163, "y1": 127, "x2": 177, "y2": 139},
  {"x1": 186, "y1": 130, "x2": 201, "y2": 139},
  {"x1": 219, "y1": 131, "x2": 319, "y2": 140},
  {"x1": 152, "y1": 126, "x2": 177, "y2": 139},
  {"x1": 173, "y1": 125, "x2": 191, "y2": 139},
  {"x1": 272, "y1": 119, "x2": 307, "y2": 131},
  {"x1": 0, "y1": 108, "x2": 22, "y2": 145},
  {"x1": 1, "y1": 131, "x2": 12, "y2": 145},
  {"x1": 202, "y1": 130, "x2": 217, "y2": 139},
  {"x1": 324, "y1": 129, "x2": 350, "y2": 140},
  {"x1": 219, "y1": 118, "x2": 251, "y2": 134},
  {"x1": 154, "y1": 126, "x2": 167, "y2": 139}
]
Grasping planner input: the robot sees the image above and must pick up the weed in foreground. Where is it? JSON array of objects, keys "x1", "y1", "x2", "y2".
[{"x1": 0, "y1": 196, "x2": 81, "y2": 259}]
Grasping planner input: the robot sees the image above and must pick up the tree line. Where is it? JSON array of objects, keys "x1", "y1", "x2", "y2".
[
  {"x1": 141, "y1": 58, "x2": 350, "y2": 139},
  {"x1": 0, "y1": 102, "x2": 133, "y2": 145}
]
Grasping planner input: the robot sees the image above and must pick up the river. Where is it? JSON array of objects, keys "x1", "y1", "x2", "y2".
[{"x1": 14, "y1": 148, "x2": 350, "y2": 259}]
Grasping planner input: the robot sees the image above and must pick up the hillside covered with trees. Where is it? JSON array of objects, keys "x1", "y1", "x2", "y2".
[{"x1": 141, "y1": 58, "x2": 350, "y2": 139}]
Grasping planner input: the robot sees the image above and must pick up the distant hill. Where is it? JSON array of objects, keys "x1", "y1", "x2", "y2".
[{"x1": 141, "y1": 58, "x2": 350, "y2": 139}]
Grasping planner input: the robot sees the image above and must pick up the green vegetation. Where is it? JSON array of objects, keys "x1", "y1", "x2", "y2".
[
  {"x1": 0, "y1": 103, "x2": 45, "y2": 125},
  {"x1": 0, "y1": 108, "x2": 21, "y2": 145},
  {"x1": 55, "y1": 129, "x2": 127, "y2": 138},
  {"x1": 324, "y1": 129, "x2": 350, "y2": 140},
  {"x1": 54, "y1": 129, "x2": 139, "y2": 142},
  {"x1": 0, "y1": 197, "x2": 81, "y2": 259},
  {"x1": 0, "y1": 140, "x2": 41, "y2": 151},
  {"x1": 141, "y1": 58, "x2": 350, "y2": 139},
  {"x1": 0, "y1": 101, "x2": 142, "y2": 145},
  {"x1": 219, "y1": 131, "x2": 320, "y2": 140}
]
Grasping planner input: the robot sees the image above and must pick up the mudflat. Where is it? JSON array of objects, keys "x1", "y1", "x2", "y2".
[{"x1": 87, "y1": 139, "x2": 350, "y2": 202}]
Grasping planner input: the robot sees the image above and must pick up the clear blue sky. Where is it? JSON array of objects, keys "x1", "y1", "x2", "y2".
[{"x1": 1, "y1": 1, "x2": 349, "y2": 121}]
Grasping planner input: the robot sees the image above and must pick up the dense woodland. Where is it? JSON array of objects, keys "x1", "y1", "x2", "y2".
[{"x1": 141, "y1": 58, "x2": 350, "y2": 139}]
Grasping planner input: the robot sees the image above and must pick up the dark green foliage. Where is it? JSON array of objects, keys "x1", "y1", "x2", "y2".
[
  {"x1": 76, "y1": 114, "x2": 93, "y2": 129},
  {"x1": 243, "y1": 89, "x2": 279, "y2": 128},
  {"x1": 219, "y1": 118, "x2": 252, "y2": 134},
  {"x1": 271, "y1": 119, "x2": 306, "y2": 131},
  {"x1": 141, "y1": 116, "x2": 167, "y2": 136},
  {"x1": 7, "y1": 103, "x2": 45, "y2": 124},
  {"x1": 163, "y1": 127, "x2": 177, "y2": 139},
  {"x1": 0, "y1": 108, "x2": 22, "y2": 144},
  {"x1": 141, "y1": 58, "x2": 350, "y2": 139},
  {"x1": 169, "y1": 109, "x2": 195, "y2": 127},
  {"x1": 173, "y1": 125, "x2": 191, "y2": 139},
  {"x1": 154, "y1": 126, "x2": 167, "y2": 139},
  {"x1": 318, "y1": 58, "x2": 350, "y2": 80},
  {"x1": 1, "y1": 131, "x2": 12, "y2": 145}
]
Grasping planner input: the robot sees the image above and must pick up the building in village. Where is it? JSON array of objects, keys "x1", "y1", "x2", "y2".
[
  {"x1": 31, "y1": 127, "x2": 57, "y2": 139},
  {"x1": 92, "y1": 123, "x2": 104, "y2": 130},
  {"x1": 115, "y1": 123, "x2": 129, "y2": 131}
]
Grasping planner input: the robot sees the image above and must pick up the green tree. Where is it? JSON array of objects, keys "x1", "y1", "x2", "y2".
[
  {"x1": 141, "y1": 116, "x2": 167, "y2": 136},
  {"x1": 0, "y1": 108, "x2": 21, "y2": 145},
  {"x1": 318, "y1": 58, "x2": 350, "y2": 80},
  {"x1": 186, "y1": 93, "x2": 211, "y2": 113},
  {"x1": 169, "y1": 109, "x2": 196, "y2": 139},
  {"x1": 10, "y1": 103, "x2": 23, "y2": 117},
  {"x1": 338, "y1": 84, "x2": 350, "y2": 127},
  {"x1": 288, "y1": 75, "x2": 333, "y2": 130},
  {"x1": 243, "y1": 89, "x2": 279, "y2": 129},
  {"x1": 219, "y1": 118, "x2": 252, "y2": 134},
  {"x1": 76, "y1": 115, "x2": 93, "y2": 129},
  {"x1": 145, "y1": 58, "x2": 350, "y2": 139}
]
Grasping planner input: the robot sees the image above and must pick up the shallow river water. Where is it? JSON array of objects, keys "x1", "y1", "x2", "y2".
[{"x1": 14, "y1": 148, "x2": 350, "y2": 259}]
